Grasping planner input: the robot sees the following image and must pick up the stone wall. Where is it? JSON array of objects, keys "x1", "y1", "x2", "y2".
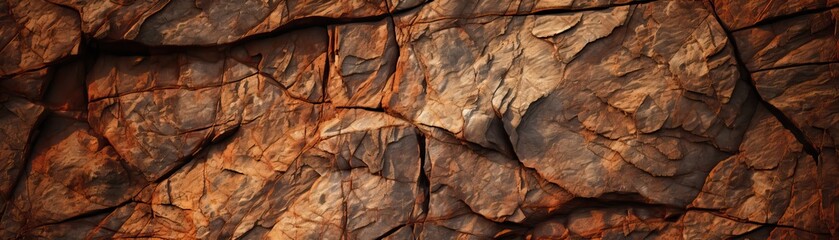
[{"x1": 0, "y1": 0, "x2": 837, "y2": 239}]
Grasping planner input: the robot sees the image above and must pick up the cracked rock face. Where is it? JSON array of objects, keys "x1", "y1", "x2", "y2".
[{"x1": 1, "y1": 0, "x2": 837, "y2": 239}]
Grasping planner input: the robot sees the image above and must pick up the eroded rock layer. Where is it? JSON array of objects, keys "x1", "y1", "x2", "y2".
[{"x1": 1, "y1": 0, "x2": 837, "y2": 239}]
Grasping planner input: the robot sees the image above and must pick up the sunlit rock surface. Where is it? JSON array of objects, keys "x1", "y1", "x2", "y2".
[{"x1": 1, "y1": 0, "x2": 837, "y2": 239}]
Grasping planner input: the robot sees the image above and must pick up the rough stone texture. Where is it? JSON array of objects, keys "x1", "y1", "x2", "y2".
[
  {"x1": 386, "y1": 1, "x2": 751, "y2": 208},
  {"x1": 0, "y1": 116, "x2": 145, "y2": 237},
  {"x1": 327, "y1": 19, "x2": 398, "y2": 109},
  {"x1": 49, "y1": 0, "x2": 426, "y2": 46},
  {"x1": 711, "y1": 0, "x2": 838, "y2": 31},
  {"x1": 0, "y1": 95, "x2": 45, "y2": 216},
  {"x1": 733, "y1": 9, "x2": 839, "y2": 163},
  {"x1": 0, "y1": 0, "x2": 80, "y2": 77},
  {"x1": 1, "y1": 0, "x2": 838, "y2": 239}
]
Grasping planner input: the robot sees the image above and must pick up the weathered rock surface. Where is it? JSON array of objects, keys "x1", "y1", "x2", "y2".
[
  {"x1": 0, "y1": 95, "x2": 45, "y2": 216},
  {"x1": 49, "y1": 0, "x2": 426, "y2": 46},
  {"x1": 0, "y1": 0, "x2": 80, "y2": 77},
  {"x1": 386, "y1": 1, "x2": 750, "y2": 208},
  {"x1": 711, "y1": 0, "x2": 838, "y2": 31},
  {"x1": 1, "y1": 0, "x2": 837, "y2": 239}
]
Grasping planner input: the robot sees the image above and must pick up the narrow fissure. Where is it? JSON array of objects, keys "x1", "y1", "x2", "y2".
[
  {"x1": 31, "y1": 200, "x2": 133, "y2": 229},
  {"x1": 706, "y1": 2, "x2": 822, "y2": 164},
  {"x1": 152, "y1": 124, "x2": 241, "y2": 184},
  {"x1": 519, "y1": 0, "x2": 656, "y2": 16},
  {"x1": 415, "y1": 132, "x2": 431, "y2": 230},
  {"x1": 731, "y1": 6, "x2": 839, "y2": 31},
  {"x1": 335, "y1": 106, "x2": 386, "y2": 113},
  {"x1": 751, "y1": 60, "x2": 839, "y2": 73},
  {"x1": 373, "y1": 223, "x2": 406, "y2": 240}
]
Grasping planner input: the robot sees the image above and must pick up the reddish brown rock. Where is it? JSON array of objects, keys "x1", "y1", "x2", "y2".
[
  {"x1": 52, "y1": 0, "x2": 426, "y2": 46},
  {"x1": 729, "y1": 12, "x2": 839, "y2": 234},
  {"x1": 0, "y1": 0, "x2": 81, "y2": 77},
  {"x1": 424, "y1": 136, "x2": 572, "y2": 224},
  {"x1": 691, "y1": 108, "x2": 805, "y2": 224},
  {"x1": 86, "y1": 51, "x2": 234, "y2": 181},
  {"x1": 386, "y1": 1, "x2": 753, "y2": 207},
  {"x1": 688, "y1": 108, "x2": 834, "y2": 236},
  {"x1": 526, "y1": 206, "x2": 679, "y2": 239},
  {"x1": 402, "y1": 0, "x2": 641, "y2": 23},
  {"x1": 0, "y1": 68, "x2": 51, "y2": 100},
  {"x1": 46, "y1": 0, "x2": 170, "y2": 41},
  {"x1": 86, "y1": 28, "x2": 327, "y2": 181},
  {"x1": 733, "y1": 10, "x2": 837, "y2": 71},
  {"x1": 0, "y1": 0, "x2": 838, "y2": 239},
  {"x1": 734, "y1": 10, "x2": 839, "y2": 155},
  {"x1": 711, "y1": 0, "x2": 838, "y2": 30},
  {"x1": 0, "y1": 95, "x2": 45, "y2": 215},
  {"x1": 327, "y1": 19, "x2": 398, "y2": 108},
  {"x1": 0, "y1": 116, "x2": 144, "y2": 236}
]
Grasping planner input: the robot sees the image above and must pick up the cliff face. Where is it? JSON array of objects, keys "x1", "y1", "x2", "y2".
[{"x1": 0, "y1": 0, "x2": 837, "y2": 239}]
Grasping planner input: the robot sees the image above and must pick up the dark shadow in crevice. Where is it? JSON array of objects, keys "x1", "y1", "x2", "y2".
[
  {"x1": 706, "y1": 3, "x2": 822, "y2": 164},
  {"x1": 729, "y1": 6, "x2": 839, "y2": 32},
  {"x1": 493, "y1": 193, "x2": 686, "y2": 238},
  {"x1": 87, "y1": 1, "x2": 435, "y2": 56}
]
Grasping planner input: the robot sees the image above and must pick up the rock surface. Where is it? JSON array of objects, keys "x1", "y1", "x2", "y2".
[{"x1": 0, "y1": 0, "x2": 837, "y2": 239}]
